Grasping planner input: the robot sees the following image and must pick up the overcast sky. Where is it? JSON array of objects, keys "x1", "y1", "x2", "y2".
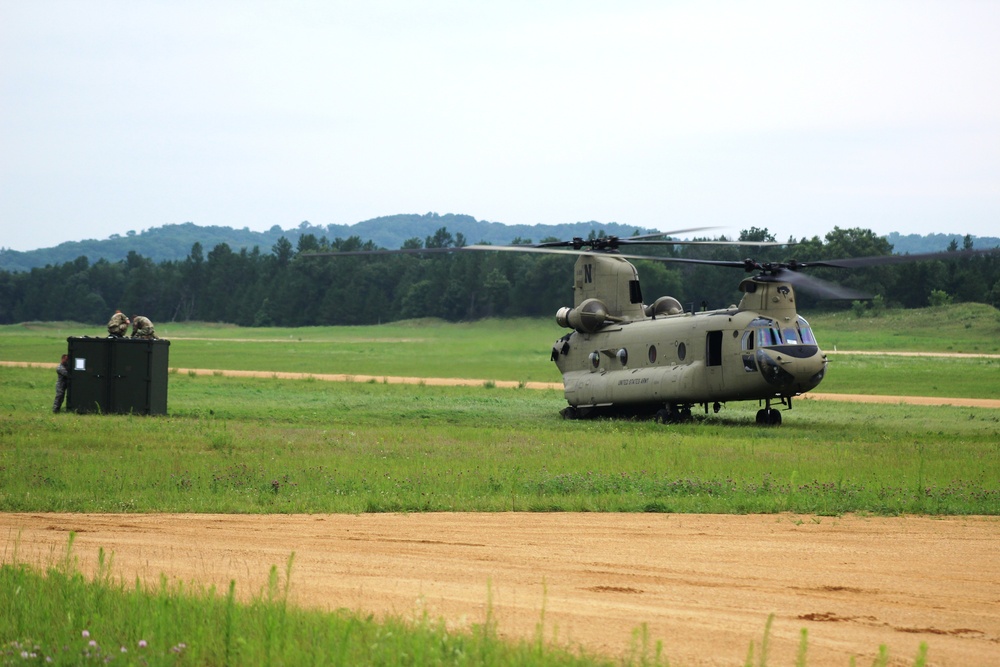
[{"x1": 2, "y1": 1, "x2": 998, "y2": 252}]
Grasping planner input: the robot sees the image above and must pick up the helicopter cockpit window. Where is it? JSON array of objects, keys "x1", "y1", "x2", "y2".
[
  {"x1": 749, "y1": 316, "x2": 817, "y2": 347},
  {"x1": 797, "y1": 316, "x2": 817, "y2": 344},
  {"x1": 750, "y1": 318, "x2": 782, "y2": 347},
  {"x1": 757, "y1": 326, "x2": 780, "y2": 347}
]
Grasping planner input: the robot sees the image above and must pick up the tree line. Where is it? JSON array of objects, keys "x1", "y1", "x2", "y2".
[{"x1": 1, "y1": 226, "x2": 997, "y2": 328}]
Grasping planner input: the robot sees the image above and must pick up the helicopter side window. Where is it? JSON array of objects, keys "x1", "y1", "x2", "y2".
[
  {"x1": 629, "y1": 280, "x2": 643, "y2": 304},
  {"x1": 741, "y1": 331, "x2": 754, "y2": 351}
]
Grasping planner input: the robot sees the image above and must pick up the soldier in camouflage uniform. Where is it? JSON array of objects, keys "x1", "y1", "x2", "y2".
[
  {"x1": 107, "y1": 310, "x2": 130, "y2": 337},
  {"x1": 131, "y1": 315, "x2": 156, "y2": 339},
  {"x1": 53, "y1": 354, "x2": 69, "y2": 413}
]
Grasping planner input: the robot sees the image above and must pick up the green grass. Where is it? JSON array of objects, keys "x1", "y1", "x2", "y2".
[
  {"x1": 821, "y1": 354, "x2": 1000, "y2": 398},
  {"x1": 1, "y1": 310, "x2": 998, "y2": 515},
  {"x1": 2, "y1": 367, "x2": 997, "y2": 515},
  {"x1": 0, "y1": 318, "x2": 562, "y2": 383},
  {"x1": 4, "y1": 306, "x2": 998, "y2": 397},
  {"x1": 807, "y1": 302, "x2": 1000, "y2": 354}
]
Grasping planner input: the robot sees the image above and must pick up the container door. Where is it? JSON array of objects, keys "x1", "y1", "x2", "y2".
[
  {"x1": 67, "y1": 337, "x2": 111, "y2": 413},
  {"x1": 110, "y1": 341, "x2": 154, "y2": 414}
]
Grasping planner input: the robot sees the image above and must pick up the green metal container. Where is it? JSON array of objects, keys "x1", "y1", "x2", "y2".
[{"x1": 66, "y1": 337, "x2": 170, "y2": 415}]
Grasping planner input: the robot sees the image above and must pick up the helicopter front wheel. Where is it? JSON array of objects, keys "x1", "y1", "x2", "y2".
[{"x1": 755, "y1": 408, "x2": 782, "y2": 426}]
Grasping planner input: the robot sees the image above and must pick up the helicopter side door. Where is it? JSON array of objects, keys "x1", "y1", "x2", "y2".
[{"x1": 705, "y1": 330, "x2": 724, "y2": 394}]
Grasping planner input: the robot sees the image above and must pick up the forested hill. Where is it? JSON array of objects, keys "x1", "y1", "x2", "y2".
[
  {"x1": 886, "y1": 232, "x2": 1000, "y2": 255},
  {"x1": 0, "y1": 214, "x2": 654, "y2": 272},
  {"x1": 3, "y1": 214, "x2": 996, "y2": 272}
]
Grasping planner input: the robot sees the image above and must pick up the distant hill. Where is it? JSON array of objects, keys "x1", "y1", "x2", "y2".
[
  {"x1": 2, "y1": 214, "x2": 997, "y2": 272},
  {"x1": 0, "y1": 214, "x2": 654, "y2": 272}
]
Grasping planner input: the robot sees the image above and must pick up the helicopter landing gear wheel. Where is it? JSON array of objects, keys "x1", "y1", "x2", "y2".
[
  {"x1": 756, "y1": 408, "x2": 782, "y2": 426},
  {"x1": 656, "y1": 405, "x2": 691, "y2": 424}
]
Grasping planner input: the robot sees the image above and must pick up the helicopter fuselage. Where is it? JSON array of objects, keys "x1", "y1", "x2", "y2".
[
  {"x1": 549, "y1": 254, "x2": 828, "y2": 422},
  {"x1": 554, "y1": 307, "x2": 826, "y2": 406}
]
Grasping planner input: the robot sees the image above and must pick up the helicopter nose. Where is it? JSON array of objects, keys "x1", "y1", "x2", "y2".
[{"x1": 756, "y1": 346, "x2": 827, "y2": 391}]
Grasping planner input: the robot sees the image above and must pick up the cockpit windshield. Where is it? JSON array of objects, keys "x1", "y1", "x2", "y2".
[
  {"x1": 751, "y1": 316, "x2": 818, "y2": 347},
  {"x1": 796, "y1": 316, "x2": 817, "y2": 344}
]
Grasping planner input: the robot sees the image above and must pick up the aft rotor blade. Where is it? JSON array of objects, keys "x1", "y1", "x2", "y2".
[
  {"x1": 303, "y1": 247, "x2": 461, "y2": 257},
  {"x1": 465, "y1": 244, "x2": 749, "y2": 267},
  {"x1": 625, "y1": 226, "x2": 721, "y2": 240}
]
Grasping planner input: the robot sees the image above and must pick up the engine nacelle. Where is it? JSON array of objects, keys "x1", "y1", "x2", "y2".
[
  {"x1": 644, "y1": 296, "x2": 683, "y2": 318},
  {"x1": 556, "y1": 298, "x2": 610, "y2": 333}
]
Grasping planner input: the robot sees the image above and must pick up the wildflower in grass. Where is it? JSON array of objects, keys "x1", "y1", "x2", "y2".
[
  {"x1": 81, "y1": 630, "x2": 90, "y2": 639},
  {"x1": 138, "y1": 640, "x2": 147, "y2": 648}
]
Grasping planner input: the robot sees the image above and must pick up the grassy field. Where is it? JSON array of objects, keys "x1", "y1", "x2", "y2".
[
  {"x1": 2, "y1": 307, "x2": 995, "y2": 666},
  {"x1": 0, "y1": 318, "x2": 562, "y2": 383},
  {"x1": 811, "y1": 302, "x2": 1000, "y2": 354},
  {"x1": 3, "y1": 303, "x2": 1000, "y2": 395},
  {"x1": 1, "y1": 307, "x2": 998, "y2": 515}
]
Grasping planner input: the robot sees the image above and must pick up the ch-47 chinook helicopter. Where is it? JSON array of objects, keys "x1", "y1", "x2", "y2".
[
  {"x1": 460, "y1": 231, "x2": 999, "y2": 426},
  {"x1": 311, "y1": 230, "x2": 997, "y2": 426},
  {"x1": 462, "y1": 231, "x2": 814, "y2": 425}
]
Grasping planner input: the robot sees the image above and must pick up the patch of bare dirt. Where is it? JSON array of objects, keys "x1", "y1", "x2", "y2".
[{"x1": 3, "y1": 513, "x2": 998, "y2": 666}]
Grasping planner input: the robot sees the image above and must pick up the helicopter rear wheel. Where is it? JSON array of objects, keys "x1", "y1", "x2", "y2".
[{"x1": 656, "y1": 405, "x2": 692, "y2": 424}]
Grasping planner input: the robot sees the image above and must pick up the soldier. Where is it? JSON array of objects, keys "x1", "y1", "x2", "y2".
[
  {"x1": 53, "y1": 354, "x2": 69, "y2": 413},
  {"x1": 131, "y1": 314, "x2": 156, "y2": 339},
  {"x1": 107, "y1": 310, "x2": 130, "y2": 337}
]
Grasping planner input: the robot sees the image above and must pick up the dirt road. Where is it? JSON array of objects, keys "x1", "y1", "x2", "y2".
[
  {"x1": 5, "y1": 361, "x2": 1000, "y2": 408},
  {"x1": 3, "y1": 513, "x2": 998, "y2": 666}
]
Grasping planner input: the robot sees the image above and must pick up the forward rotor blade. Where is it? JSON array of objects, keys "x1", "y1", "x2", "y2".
[
  {"x1": 796, "y1": 247, "x2": 1000, "y2": 269},
  {"x1": 618, "y1": 239, "x2": 786, "y2": 248},
  {"x1": 778, "y1": 270, "x2": 870, "y2": 300}
]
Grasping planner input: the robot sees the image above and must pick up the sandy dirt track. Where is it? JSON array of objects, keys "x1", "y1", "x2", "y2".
[
  {"x1": 5, "y1": 361, "x2": 1000, "y2": 408},
  {"x1": 3, "y1": 513, "x2": 998, "y2": 667}
]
